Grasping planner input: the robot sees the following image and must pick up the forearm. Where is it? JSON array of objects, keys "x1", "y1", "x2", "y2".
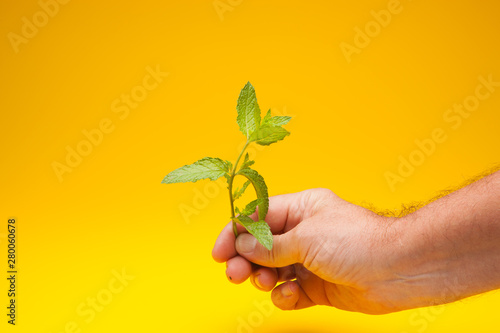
[{"x1": 391, "y1": 170, "x2": 500, "y2": 308}]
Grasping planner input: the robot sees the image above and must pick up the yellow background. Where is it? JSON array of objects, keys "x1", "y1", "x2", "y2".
[{"x1": 1, "y1": 0, "x2": 500, "y2": 332}]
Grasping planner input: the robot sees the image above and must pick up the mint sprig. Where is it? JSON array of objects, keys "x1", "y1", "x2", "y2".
[{"x1": 162, "y1": 82, "x2": 292, "y2": 250}]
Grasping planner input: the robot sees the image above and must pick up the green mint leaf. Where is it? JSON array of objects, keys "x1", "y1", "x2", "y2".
[
  {"x1": 161, "y1": 157, "x2": 227, "y2": 184},
  {"x1": 240, "y1": 153, "x2": 255, "y2": 170},
  {"x1": 233, "y1": 180, "x2": 251, "y2": 201},
  {"x1": 261, "y1": 109, "x2": 291, "y2": 127},
  {"x1": 240, "y1": 198, "x2": 265, "y2": 216},
  {"x1": 237, "y1": 168, "x2": 269, "y2": 221},
  {"x1": 236, "y1": 82, "x2": 261, "y2": 138},
  {"x1": 235, "y1": 207, "x2": 241, "y2": 215},
  {"x1": 249, "y1": 124, "x2": 290, "y2": 146},
  {"x1": 225, "y1": 160, "x2": 233, "y2": 172},
  {"x1": 262, "y1": 109, "x2": 272, "y2": 124},
  {"x1": 242, "y1": 152, "x2": 250, "y2": 166},
  {"x1": 268, "y1": 116, "x2": 291, "y2": 127},
  {"x1": 223, "y1": 173, "x2": 231, "y2": 185},
  {"x1": 235, "y1": 215, "x2": 273, "y2": 250}
]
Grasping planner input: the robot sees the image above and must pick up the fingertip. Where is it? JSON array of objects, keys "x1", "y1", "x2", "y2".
[
  {"x1": 211, "y1": 247, "x2": 226, "y2": 263},
  {"x1": 251, "y1": 267, "x2": 278, "y2": 292},
  {"x1": 271, "y1": 281, "x2": 300, "y2": 310},
  {"x1": 235, "y1": 233, "x2": 257, "y2": 256},
  {"x1": 213, "y1": 222, "x2": 250, "y2": 263},
  {"x1": 212, "y1": 222, "x2": 237, "y2": 263},
  {"x1": 272, "y1": 281, "x2": 316, "y2": 310},
  {"x1": 225, "y1": 256, "x2": 252, "y2": 284}
]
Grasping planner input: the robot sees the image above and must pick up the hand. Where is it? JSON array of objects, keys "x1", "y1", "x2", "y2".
[
  {"x1": 213, "y1": 171, "x2": 500, "y2": 314},
  {"x1": 212, "y1": 188, "x2": 404, "y2": 314}
]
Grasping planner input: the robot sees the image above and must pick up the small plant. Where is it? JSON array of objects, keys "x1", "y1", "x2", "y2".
[{"x1": 162, "y1": 82, "x2": 292, "y2": 250}]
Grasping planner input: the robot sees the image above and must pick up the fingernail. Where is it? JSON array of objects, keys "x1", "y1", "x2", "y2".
[
  {"x1": 254, "y1": 274, "x2": 264, "y2": 290},
  {"x1": 281, "y1": 283, "x2": 294, "y2": 297},
  {"x1": 236, "y1": 234, "x2": 257, "y2": 254}
]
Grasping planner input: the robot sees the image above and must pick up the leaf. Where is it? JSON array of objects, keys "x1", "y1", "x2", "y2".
[
  {"x1": 223, "y1": 173, "x2": 231, "y2": 185},
  {"x1": 233, "y1": 180, "x2": 251, "y2": 200},
  {"x1": 249, "y1": 124, "x2": 290, "y2": 146},
  {"x1": 262, "y1": 110, "x2": 291, "y2": 127},
  {"x1": 240, "y1": 153, "x2": 255, "y2": 170},
  {"x1": 237, "y1": 168, "x2": 269, "y2": 220},
  {"x1": 237, "y1": 82, "x2": 261, "y2": 138},
  {"x1": 262, "y1": 109, "x2": 272, "y2": 124},
  {"x1": 161, "y1": 157, "x2": 227, "y2": 184},
  {"x1": 235, "y1": 215, "x2": 273, "y2": 250},
  {"x1": 240, "y1": 198, "x2": 265, "y2": 216},
  {"x1": 225, "y1": 160, "x2": 233, "y2": 172},
  {"x1": 268, "y1": 116, "x2": 291, "y2": 127}
]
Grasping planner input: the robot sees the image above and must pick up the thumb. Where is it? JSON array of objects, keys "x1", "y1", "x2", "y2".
[{"x1": 235, "y1": 229, "x2": 303, "y2": 267}]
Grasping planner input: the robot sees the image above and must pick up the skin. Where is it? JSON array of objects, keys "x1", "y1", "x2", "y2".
[{"x1": 212, "y1": 170, "x2": 500, "y2": 314}]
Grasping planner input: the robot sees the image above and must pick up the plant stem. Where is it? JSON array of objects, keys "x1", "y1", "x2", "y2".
[{"x1": 228, "y1": 140, "x2": 250, "y2": 237}]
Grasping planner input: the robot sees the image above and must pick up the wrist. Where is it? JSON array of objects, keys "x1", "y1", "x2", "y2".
[
  {"x1": 385, "y1": 203, "x2": 500, "y2": 309},
  {"x1": 356, "y1": 212, "x2": 445, "y2": 312},
  {"x1": 358, "y1": 211, "x2": 463, "y2": 311},
  {"x1": 384, "y1": 212, "x2": 454, "y2": 308},
  {"x1": 345, "y1": 212, "x2": 420, "y2": 313}
]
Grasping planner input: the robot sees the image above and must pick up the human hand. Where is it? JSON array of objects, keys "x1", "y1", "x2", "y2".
[{"x1": 212, "y1": 188, "x2": 404, "y2": 314}]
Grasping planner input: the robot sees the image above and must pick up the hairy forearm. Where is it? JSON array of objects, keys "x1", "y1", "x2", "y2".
[{"x1": 390, "y1": 170, "x2": 500, "y2": 308}]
